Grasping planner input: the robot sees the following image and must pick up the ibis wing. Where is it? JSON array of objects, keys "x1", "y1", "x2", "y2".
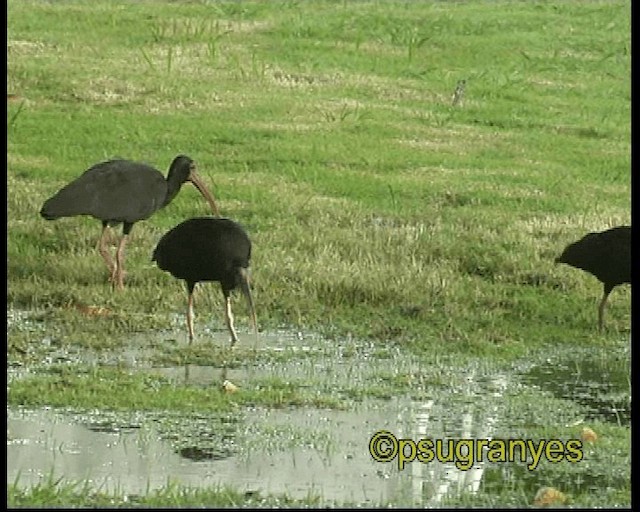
[
  {"x1": 152, "y1": 218, "x2": 252, "y2": 283},
  {"x1": 558, "y1": 226, "x2": 631, "y2": 286},
  {"x1": 41, "y1": 161, "x2": 167, "y2": 223}
]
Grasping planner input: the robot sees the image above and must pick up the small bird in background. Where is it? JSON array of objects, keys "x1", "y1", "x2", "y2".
[
  {"x1": 152, "y1": 217, "x2": 257, "y2": 346},
  {"x1": 451, "y1": 79, "x2": 466, "y2": 106},
  {"x1": 555, "y1": 225, "x2": 631, "y2": 330},
  {"x1": 40, "y1": 155, "x2": 219, "y2": 289}
]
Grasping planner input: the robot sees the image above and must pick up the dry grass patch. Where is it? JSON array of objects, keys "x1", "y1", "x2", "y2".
[
  {"x1": 7, "y1": 39, "x2": 56, "y2": 56},
  {"x1": 515, "y1": 213, "x2": 631, "y2": 236},
  {"x1": 7, "y1": 154, "x2": 53, "y2": 172},
  {"x1": 246, "y1": 120, "x2": 323, "y2": 133},
  {"x1": 396, "y1": 124, "x2": 510, "y2": 152}
]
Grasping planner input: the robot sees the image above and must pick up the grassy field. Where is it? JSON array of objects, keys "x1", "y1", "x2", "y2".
[{"x1": 7, "y1": 0, "x2": 631, "y2": 507}]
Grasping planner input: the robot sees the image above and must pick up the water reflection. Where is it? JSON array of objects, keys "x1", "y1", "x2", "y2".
[
  {"x1": 406, "y1": 374, "x2": 507, "y2": 505},
  {"x1": 6, "y1": 403, "x2": 429, "y2": 505},
  {"x1": 7, "y1": 322, "x2": 630, "y2": 505},
  {"x1": 8, "y1": 371, "x2": 512, "y2": 506}
]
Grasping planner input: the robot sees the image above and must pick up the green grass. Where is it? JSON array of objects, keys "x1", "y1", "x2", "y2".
[
  {"x1": 7, "y1": 0, "x2": 630, "y2": 507},
  {"x1": 7, "y1": 365, "x2": 343, "y2": 411},
  {"x1": 7, "y1": 475, "x2": 326, "y2": 508}
]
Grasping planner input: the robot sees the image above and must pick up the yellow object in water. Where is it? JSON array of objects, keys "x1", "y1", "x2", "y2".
[
  {"x1": 222, "y1": 379, "x2": 239, "y2": 393},
  {"x1": 533, "y1": 487, "x2": 567, "y2": 507},
  {"x1": 580, "y1": 426, "x2": 598, "y2": 443}
]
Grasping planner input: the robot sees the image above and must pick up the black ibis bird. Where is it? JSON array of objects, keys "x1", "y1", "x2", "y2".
[
  {"x1": 555, "y1": 225, "x2": 631, "y2": 330},
  {"x1": 152, "y1": 217, "x2": 257, "y2": 346},
  {"x1": 40, "y1": 155, "x2": 219, "y2": 289}
]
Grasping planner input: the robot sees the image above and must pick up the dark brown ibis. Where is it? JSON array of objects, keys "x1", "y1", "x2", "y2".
[
  {"x1": 555, "y1": 225, "x2": 631, "y2": 330},
  {"x1": 40, "y1": 155, "x2": 219, "y2": 289},
  {"x1": 152, "y1": 217, "x2": 257, "y2": 346}
]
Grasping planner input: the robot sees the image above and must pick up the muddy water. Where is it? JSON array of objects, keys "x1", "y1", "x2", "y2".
[
  {"x1": 7, "y1": 350, "x2": 511, "y2": 506},
  {"x1": 521, "y1": 350, "x2": 631, "y2": 425},
  {"x1": 6, "y1": 316, "x2": 631, "y2": 506},
  {"x1": 7, "y1": 393, "x2": 504, "y2": 506}
]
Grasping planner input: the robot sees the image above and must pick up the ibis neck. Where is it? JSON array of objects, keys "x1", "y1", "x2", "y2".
[{"x1": 163, "y1": 180, "x2": 184, "y2": 208}]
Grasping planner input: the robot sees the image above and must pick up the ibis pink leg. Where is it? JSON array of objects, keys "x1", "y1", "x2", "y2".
[
  {"x1": 597, "y1": 289, "x2": 611, "y2": 331},
  {"x1": 187, "y1": 291, "x2": 195, "y2": 343},
  {"x1": 113, "y1": 234, "x2": 128, "y2": 290},
  {"x1": 224, "y1": 295, "x2": 239, "y2": 346},
  {"x1": 98, "y1": 225, "x2": 117, "y2": 283}
]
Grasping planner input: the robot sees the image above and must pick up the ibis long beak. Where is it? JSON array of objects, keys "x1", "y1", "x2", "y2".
[
  {"x1": 188, "y1": 168, "x2": 220, "y2": 216},
  {"x1": 239, "y1": 267, "x2": 258, "y2": 343}
]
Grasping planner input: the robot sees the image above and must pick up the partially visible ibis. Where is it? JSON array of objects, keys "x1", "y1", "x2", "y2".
[
  {"x1": 40, "y1": 155, "x2": 219, "y2": 289},
  {"x1": 555, "y1": 225, "x2": 631, "y2": 330},
  {"x1": 152, "y1": 216, "x2": 257, "y2": 346}
]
